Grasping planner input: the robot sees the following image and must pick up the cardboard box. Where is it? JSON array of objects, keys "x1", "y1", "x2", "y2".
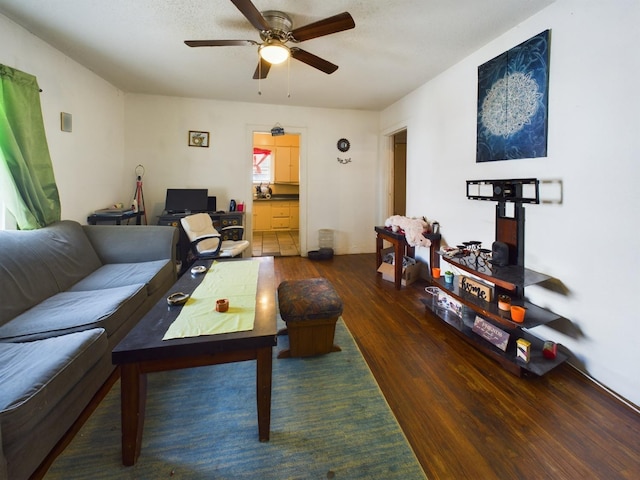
[{"x1": 377, "y1": 262, "x2": 421, "y2": 286}]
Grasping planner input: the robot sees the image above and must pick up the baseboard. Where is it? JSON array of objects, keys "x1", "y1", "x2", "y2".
[{"x1": 568, "y1": 361, "x2": 639, "y2": 415}]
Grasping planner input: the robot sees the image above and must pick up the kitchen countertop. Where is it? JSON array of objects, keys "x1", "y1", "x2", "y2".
[{"x1": 254, "y1": 195, "x2": 299, "y2": 202}]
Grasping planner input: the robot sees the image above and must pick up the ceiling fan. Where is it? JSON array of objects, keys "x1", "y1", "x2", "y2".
[{"x1": 184, "y1": 0, "x2": 355, "y2": 79}]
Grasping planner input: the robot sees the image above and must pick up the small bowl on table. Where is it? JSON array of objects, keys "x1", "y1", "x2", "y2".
[{"x1": 216, "y1": 298, "x2": 229, "y2": 313}]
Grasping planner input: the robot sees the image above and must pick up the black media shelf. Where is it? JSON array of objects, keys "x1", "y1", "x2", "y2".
[
  {"x1": 424, "y1": 181, "x2": 567, "y2": 376},
  {"x1": 421, "y1": 296, "x2": 568, "y2": 377}
]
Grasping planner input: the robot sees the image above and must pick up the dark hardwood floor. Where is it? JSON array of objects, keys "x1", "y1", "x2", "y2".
[{"x1": 272, "y1": 254, "x2": 640, "y2": 480}]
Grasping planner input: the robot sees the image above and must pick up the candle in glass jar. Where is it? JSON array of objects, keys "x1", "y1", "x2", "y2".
[{"x1": 498, "y1": 295, "x2": 511, "y2": 311}]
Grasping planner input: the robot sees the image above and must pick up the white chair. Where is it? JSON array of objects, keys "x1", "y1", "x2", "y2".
[{"x1": 180, "y1": 213, "x2": 249, "y2": 259}]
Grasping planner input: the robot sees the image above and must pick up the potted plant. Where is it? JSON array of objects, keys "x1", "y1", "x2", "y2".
[{"x1": 444, "y1": 270, "x2": 454, "y2": 284}]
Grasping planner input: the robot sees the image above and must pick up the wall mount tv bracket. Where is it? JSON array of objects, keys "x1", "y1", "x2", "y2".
[
  {"x1": 466, "y1": 178, "x2": 540, "y2": 204},
  {"x1": 466, "y1": 179, "x2": 540, "y2": 294}
]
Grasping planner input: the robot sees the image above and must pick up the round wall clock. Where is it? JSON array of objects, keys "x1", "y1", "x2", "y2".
[{"x1": 337, "y1": 138, "x2": 351, "y2": 152}]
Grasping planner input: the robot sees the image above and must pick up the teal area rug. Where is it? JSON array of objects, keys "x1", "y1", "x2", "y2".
[{"x1": 45, "y1": 319, "x2": 427, "y2": 479}]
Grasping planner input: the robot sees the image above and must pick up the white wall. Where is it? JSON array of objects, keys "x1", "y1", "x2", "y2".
[
  {"x1": 0, "y1": 15, "x2": 127, "y2": 222},
  {"x1": 124, "y1": 94, "x2": 380, "y2": 254},
  {"x1": 380, "y1": 0, "x2": 640, "y2": 405}
]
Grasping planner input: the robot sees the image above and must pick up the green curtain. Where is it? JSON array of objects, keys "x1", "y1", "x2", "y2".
[{"x1": 0, "y1": 64, "x2": 61, "y2": 229}]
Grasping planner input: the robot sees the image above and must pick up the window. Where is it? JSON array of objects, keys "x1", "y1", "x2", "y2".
[{"x1": 253, "y1": 147, "x2": 273, "y2": 184}]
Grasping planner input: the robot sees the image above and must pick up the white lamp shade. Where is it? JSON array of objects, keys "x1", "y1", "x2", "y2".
[{"x1": 259, "y1": 43, "x2": 290, "y2": 65}]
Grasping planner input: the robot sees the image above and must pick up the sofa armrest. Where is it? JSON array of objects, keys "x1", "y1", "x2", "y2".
[{"x1": 82, "y1": 225, "x2": 178, "y2": 264}]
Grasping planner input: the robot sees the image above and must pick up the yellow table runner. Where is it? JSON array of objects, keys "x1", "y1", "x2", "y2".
[{"x1": 162, "y1": 261, "x2": 260, "y2": 340}]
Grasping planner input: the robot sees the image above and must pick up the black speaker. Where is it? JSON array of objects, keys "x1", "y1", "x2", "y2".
[{"x1": 491, "y1": 241, "x2": 509, "y2": 266}]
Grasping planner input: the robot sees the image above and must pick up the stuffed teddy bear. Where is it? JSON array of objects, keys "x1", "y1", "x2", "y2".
[{"x1": 384, "y1": 215, "x2": 432, "y2": 248}]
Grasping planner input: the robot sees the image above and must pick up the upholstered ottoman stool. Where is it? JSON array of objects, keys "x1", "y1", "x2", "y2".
[{"x1": 277, "y1": 278, "x2": 344, "y2": 358}]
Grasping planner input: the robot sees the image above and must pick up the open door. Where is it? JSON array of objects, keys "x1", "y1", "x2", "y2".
[{"x1": 393, "y1": 130, "x2": 407, "y2": 216}]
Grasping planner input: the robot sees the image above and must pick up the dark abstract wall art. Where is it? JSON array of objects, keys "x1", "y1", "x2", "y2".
[{"x1": 476, "y1": 30, "x2": 550, "y2": 162}]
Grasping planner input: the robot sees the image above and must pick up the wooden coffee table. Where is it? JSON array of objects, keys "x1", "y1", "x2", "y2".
[{"x1": 112, "y1": 257, "x2": 277, "y2": 466}]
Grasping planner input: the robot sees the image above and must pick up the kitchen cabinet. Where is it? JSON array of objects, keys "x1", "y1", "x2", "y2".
[
  {"x1": 290, "y1": 202, "x2": 299, "y2": 229},
  {"x1": 252, "y1": 200, "x2": 299, "y2": 231},
  {"x1": 252, "y1": 203, "x2": 271, "y2": 231},
  {"x1": 254, "y1": 133, "x2": 274, "y2": 148},
  {"x1": 274, "y1": 135, "x2": 299, "y2": 184},
  {"x1": 271, "y1": 202, "x2": 291, "y2": 230}
]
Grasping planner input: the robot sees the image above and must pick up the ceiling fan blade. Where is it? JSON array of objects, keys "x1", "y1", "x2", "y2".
[
  {"x1": 290, "y1": 48, "x2": 338, "y2": 74},
  {"x1": 230, "y1": 0, "x2": 271, "y2": 31},
  {"x1": 185, "y1": 40, "x2": 258, "y2": 47},
  {"x1": 253, "y1": 57, "x2": 272, "y2": 79},
  {"x1": 290, "y1": 12, "x2": 355, "y2": 42}
]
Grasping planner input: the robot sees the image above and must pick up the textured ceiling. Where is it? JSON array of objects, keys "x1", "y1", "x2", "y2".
[{"x1": 0, "y1": 0, "x2": 555, "y2": 110}]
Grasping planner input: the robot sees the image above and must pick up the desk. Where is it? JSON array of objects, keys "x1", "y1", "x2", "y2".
[
  {"x1": 87, "y1": 210, "x2": 144, "y2": 225},
  {"x1": 375, "y1": 226, "x2": 441, "y2": 290},
  {"x1": 112, "y1": 257, "x2": 277, "y2": 466}
]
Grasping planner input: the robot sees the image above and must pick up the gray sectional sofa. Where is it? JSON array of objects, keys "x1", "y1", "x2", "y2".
[{"x1": 0, "y1": 220, "x2": 178, "y2": 480}]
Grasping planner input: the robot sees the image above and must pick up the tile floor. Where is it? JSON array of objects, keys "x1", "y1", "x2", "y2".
[{"x1": 252, "y1": 230, "x2": 300, "y2": 257}]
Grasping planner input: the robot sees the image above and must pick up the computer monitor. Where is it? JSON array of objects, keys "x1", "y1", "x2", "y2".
[
  {"x1": 164, "y1": 189, "x2": 208, "y2": 214},
  {"x1": 207, "y1": 196, "x2": 217, "y2": 212}
]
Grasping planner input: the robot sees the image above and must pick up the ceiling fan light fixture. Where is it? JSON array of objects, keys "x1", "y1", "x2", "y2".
[{"x1": 259, "y1": 41, "x2": 290, "y2": 65}]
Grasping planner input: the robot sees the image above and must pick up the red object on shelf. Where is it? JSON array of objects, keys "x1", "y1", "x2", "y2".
[{"x1": 543, "y1": 341, "x2": 557, "y2": 360}]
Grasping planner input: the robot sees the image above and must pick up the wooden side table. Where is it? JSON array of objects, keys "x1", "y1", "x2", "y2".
[{"x1": 375, "y1": 226, "x2": 441, "y2": 290}]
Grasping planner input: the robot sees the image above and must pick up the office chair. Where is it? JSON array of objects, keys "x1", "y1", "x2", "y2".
[{"x1": 180, "y1": 213, "x2": 249, "y2": 259}]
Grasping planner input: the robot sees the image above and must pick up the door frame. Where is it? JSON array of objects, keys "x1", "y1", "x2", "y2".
[
  {"x1": 381, "y1": 124, "x2": 408, "y2": 221},
  {"x1": 245, "y1": 124, "x2": 307, "y2": 256}
]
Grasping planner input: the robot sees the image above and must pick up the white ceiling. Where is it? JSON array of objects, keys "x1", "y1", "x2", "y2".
[{"x1": 0, "y1": 0, "x2": 554, "y2": 111}]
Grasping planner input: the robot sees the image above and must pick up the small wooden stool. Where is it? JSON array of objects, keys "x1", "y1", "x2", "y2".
[{"x1": 277, "y1": 278, "x2": 344, "y2": 358}]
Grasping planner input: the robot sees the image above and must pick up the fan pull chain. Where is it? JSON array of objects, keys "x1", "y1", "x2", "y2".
[
  {"x1": 287, "y1": 56, "x2": 291, "y2": 98},
  {"x1": 258, "y1": 54, "x2": 262, "y2": 95}
]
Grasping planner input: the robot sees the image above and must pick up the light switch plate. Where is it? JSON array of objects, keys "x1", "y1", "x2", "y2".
[{"x1": 60, "y1": 112, "x2": 72, "y2": 132}]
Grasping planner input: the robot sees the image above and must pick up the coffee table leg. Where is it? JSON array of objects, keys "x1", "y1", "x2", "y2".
[
  {"x1": 256, "y1": 347, "x2": 272, "y2": 442},
  {"x1": 121, "y1": 363, "x2": 147, "y2": 466}
]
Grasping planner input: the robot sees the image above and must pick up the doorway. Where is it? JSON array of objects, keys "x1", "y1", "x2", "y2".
[
  {"x1": 251, "y1": 131, "x2": 301, "y2": 257},
  {"x1": 392, "y1": 130, "x2": 407, "y2": 216}
]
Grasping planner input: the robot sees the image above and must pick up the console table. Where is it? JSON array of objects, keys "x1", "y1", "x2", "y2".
[{"x1": 375, "y1": 226, "x2": 440, "y2": 290}]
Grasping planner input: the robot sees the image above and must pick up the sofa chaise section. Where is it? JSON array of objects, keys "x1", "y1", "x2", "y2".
[
  {"x1": 0, "y1": 220, "x2": 178, "y2": 480},
  {"x1": 0, "y1": 329, "x2": 108, "y2": 480}
]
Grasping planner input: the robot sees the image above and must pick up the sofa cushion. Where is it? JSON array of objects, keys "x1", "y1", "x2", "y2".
[
  {"x1": 0, "y1": 329, "x2": 107, "y2": 463},
  {"x1": 27, "y1": 220, "x2": 103, "y2": 292},
  {"x1": 67, "y1": 259, "x2": 174, "y2": 297},
  {"x1": 0, "y1": 284, "x2": 146, "y2": 343},
  {"x1": 0, "y1": 221, "x2": 102, "y2": 326}
]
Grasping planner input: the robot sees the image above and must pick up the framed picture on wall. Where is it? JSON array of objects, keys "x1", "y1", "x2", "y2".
[
  {"x1": 188, "y1": 130, "x2": 210, "y2": 147},
  {"x1": 476, "y1": 30, "x2": 550, "y2": 162}
]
